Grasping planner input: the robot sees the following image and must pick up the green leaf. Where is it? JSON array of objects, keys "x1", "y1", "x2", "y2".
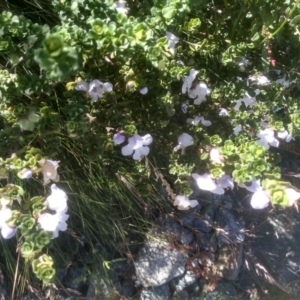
[
  {"x1": 200, "y1": 152, "x2": 209, "y2": 160},
  {"x1": 28, "y1": 113, "x2": 40, "y2": 123},
  {"x1": 162, "y1": 6, "x2": 176, "y2": 19},
  {"x1": 18, "y1": 118, "x2": 33, "y2": 131},
  {"x1": 290, "y1": 14, "x2": 300, "y2": 26},
  {"x1": 251, "y1": 32, "x2": 260, "y2": 42}
]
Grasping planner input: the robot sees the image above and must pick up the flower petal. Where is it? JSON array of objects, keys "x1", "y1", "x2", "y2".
[
  {"x1": 141, "y1": 134, "x2": 153, "y2": 145},
  {"x1": 103, "y1": 82, "x2": 113, "y2": 92},
  {"x1": 75, "y1": 81, "x2": 89, "y2": 92},
  {"x1": 192, "y1": 173, "x2": 224, "y2": 194},
  {"x1": 189, "y1": 200, "x2": 199, "y2": 208},
  {"x1": 182, "y1": 69, "x2": 198, "y2": 94},
  {"x1": 285, "y1": 188, "x2": 300, "y2": 206},
  {"x1": 1, "y1": 225, "x2": 16, "y2": 239},
  {"x1": 233, "y1": 124, "x2": 242, "y2": 136},
  {"x1": 178, "y1": 133, "x2": 194, "y2": 148},
  {"x1": 89, "y1": 91, "x2": 99, "y2": 102},
  {"x1": 219, "y1": 108, "x2": 228, "y2": 116},
  {"x1": 216, "y1": 174, "x2": 234, "y2": 189},
  {"x1": 286, "y1": 134, "x2": 294, "y2": 143},
  {"x1": 46, "y1": 184, "x2": 68, "y2": 213},
  {"x1": 133, "y1": 146, "x2": 149, "y2": 160},
  {"x1": 140, "y1": 87, "x2": 148, "y2": 95},
  {"x1": 250, "y1": 190, "x2": 270, "y2": 209},
  {"x1": 113, "y1": 133, "x2": 126, "y2": 145},
  {"x1": 121, "y1": 144, "x2": 134, "y2": 156},
  {"x1": 210, "y1": 147, "x2": 223, "y2": 164}
]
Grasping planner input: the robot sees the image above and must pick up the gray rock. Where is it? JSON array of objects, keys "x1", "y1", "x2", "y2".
[
  {"x1": 195, "y1": 232, "x2": 218, "y2": 252},
  {"x1": 135, "y1": 240, "x2": 186, "y2": 287},
  {"x1": 119, "y1": 279, "x2": 136, "y2": 298},
  {"x1": 192, "y1": 218, "x2": 213, "y2": 233},
  {"x1": 204, "y1": 281, "x2": 237, "y2": 300},
  {"x1": 217, "y1": 208, "x2": 245, "y2": 245},
  {"x1": 212, "y1": 194, "x2": 234, "y2": 208},
  {"x1": 246, "y1": 208, "x2": 300, "y2": 295},
  {"x1": 158, "y1": 215, "x2": 194, "y2": 245},
  {"x1": 140, "y1": 283, "x2": 171, "y2": 300},
  {"x1": 215, "y1": 244, "x2": 243, "y2": 280},
  {"x1": 63, "y1": 265, "x2": 86, "y2": 292},
  {"x1": 171, "y1": 270, "x2": 198, "y2": 292},
  {"x1": 178, "y1": 204, "x2": 204, "y2": 228},
  {"x1": 87, "y1": 259, "x2": 137, "y2": 299},
  {"x1": 86, "y1": 277, "x2": 117, "y2": 300}
]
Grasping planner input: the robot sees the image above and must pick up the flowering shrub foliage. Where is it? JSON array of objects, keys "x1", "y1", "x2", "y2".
[{"x1": 1, "y1": 0, "x2": 300, "y2": 287}]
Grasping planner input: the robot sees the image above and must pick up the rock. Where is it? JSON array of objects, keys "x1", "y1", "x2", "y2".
[
  {"x1": 158, "y1": 215, "x2": 194, "y2": 245},
  {"x1": 192, "y1": 218, "x2": 213, "y2": 233},
  {"x1": 63, "y1": 265, "x2": 86, "y2": 292},
  {"x1": 135, "y1": 240, "x2": 186, "y2": 287},
  {"x1": 140, "y1": 283, "x2": 171, "y2": 300},
  {"x1": 180, "y1": 204, "x2": 216, "y2": 235},
  {"x1": 112, "y1": 260, "x2": 136, "y2": 295},
  {"x1": 217, "y1": 208, "x2": 245, "y2": 245},
  {"x1": 195, "y1": 232, "x2": 217, "y2": 253},
  {"x1": 245, "y1": 207, "x2": 300, "y2": 296},
  {"x1": 179, "y1": 204, "x2": 204, "y2": 228},
  {"x1": 212, "y1": 194, "x2": 234, "y2": 208},
  {"x1": 214, "y1": 244, "x2": 243, "y2": 280},
  {"x1": 171, "y1": 270, "x2": 198, "y2": 292},
  {"x1": 86, "y1": 276, "x2": 117, "y2": 300},
  {"x1": 203, "y1": 281, "x2": 237, "y2": 300},
  {"x1": 119, "y1": 279, "x2": 136, "y2": 298},
  {"x1": 56, "y1": 267, "x2": 69, "y2": 283},
  {"x1": 87, "y1": 260, "x2": 136, "y2": 299}
]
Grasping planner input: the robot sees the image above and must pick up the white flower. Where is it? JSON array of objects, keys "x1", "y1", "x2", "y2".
[
  {"x1": 187, "y1": 116, "x2": 212, "y2": 126},
  {"x1": 113, "y1": 133, "x2": 125, "y2": 145},
  {"x1": 219, "y1": 108, "x2": 228, "y2": 116},
  {"x1": 276, "y1": 77, "x2": 291, "y2": 88},
  {"x1": 177, "y1": 60, "x2": 185, "y2": 67},
  {"x1": 39, "y1": 159, "x2": 60, "y2": 185},
  {"x1": 181, "y1": 101, "x2": 189, "y2": 114},
  {"x1": 239, "y1": 179, "x2": 262, "y2": 193},
  {"x1": 139, "y1": 87, "x2": 148, "y2": 95},
  {"x1": 285, "y1": 188, "x2": 300, "y2": 206},
  {"x1": 192, "y1": 173, "x2": 224, "y2": 195},
  {"x1": 256, "y1": 128, "x2": 279, "y2": 150},
  {"x1": 0, "y1": 208, "x2": 16, "y2": 239},
  {"x1": 19, "y1": 168, "x2": 32, "y2": 179},
  {"x1": 233, "y1": 124, "x2": 242, "y2": 136},
  {"x1": 174, "y1": 133, "x2": 194, "y2": 154},
  {"x1": 188, "y1": 82, "x2": 211, "y2": 105},
  {"x1": 277, "y1": 130, "x2": 294, "y2": 143},
  {"x1": 216, "y1": 174, "x2": 234, "y2": 190},
  {"x1": 249, "y1": 75, "x2": 270, "y2": 86},
  {"x1": 46, "y1": 184, "x2": 68, "y2": 213},
  {"x1": 38, "y1": 212, "x2": 69, "y2": 239},
  {"x1": 237, "y1": 57, "x2": 251, "y2": 72},
  {"x1": 250, "y1": 190, "x2": 270, "y2": 209},
  {"x1": 116, "y1": 0, "x2": 128, "y2": 14},
  {"x1": 234, "y1": 90, "x2": 259, "y2": 110},
  {"x1": 166, "y1": 32, "x2": 179, "y2": 55},
  {"x1": 173, "y1": 195, "x2": 199, "y2": 210},
  {"x1": 75, "y1": 80, "x2": 113, "y2": 102},
  {"x1": 210, "y1": 147, "x2": 223, "y2": 164},
  {"x1": 121, "y1": 134, "x2": 153, "y2": 160},
  {"x1": 286, "y1": 134, "x2": 294, "y2": 143},
  {"x1": 182, "y1": 69, "x2": 198, "y2": 94}
]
